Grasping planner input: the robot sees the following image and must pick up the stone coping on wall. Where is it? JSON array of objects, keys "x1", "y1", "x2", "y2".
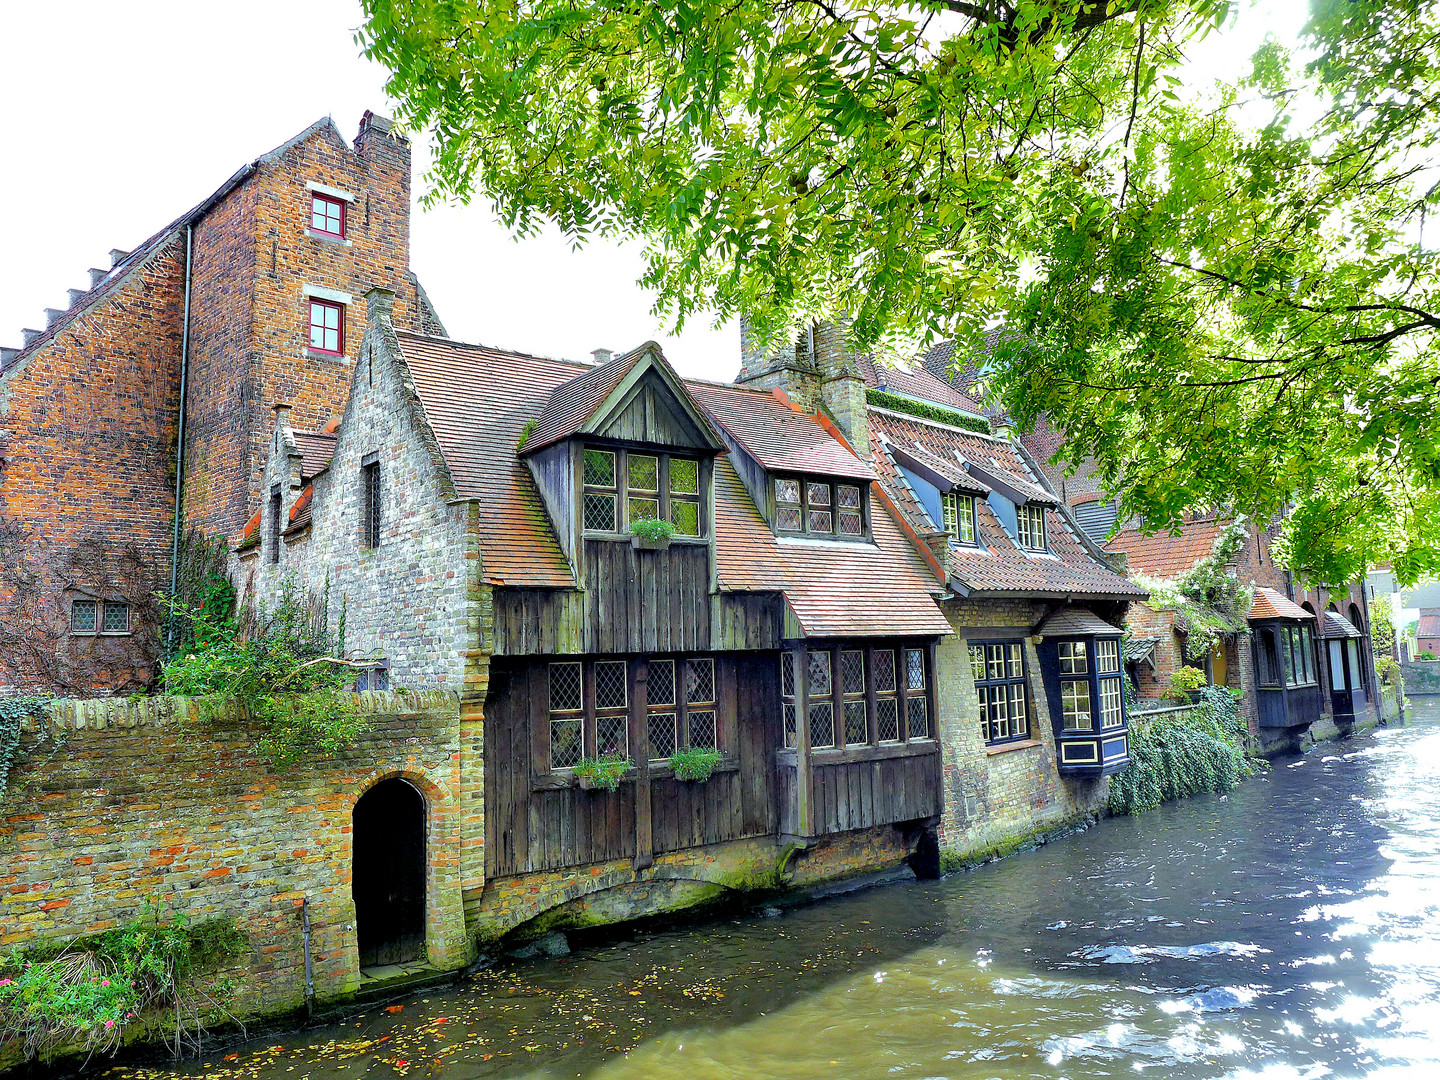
[
  {"x1": 1129, "y1": 702, "x2": 1201, "y2": 720},
  {"x1": 17, "y1": 689, "x2": 461, "y2": 733}
]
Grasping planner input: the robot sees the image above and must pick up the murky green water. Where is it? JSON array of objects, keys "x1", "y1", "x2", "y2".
[{"x1": 118, "y1": 703, "x2": 1440, "y2": 1080}]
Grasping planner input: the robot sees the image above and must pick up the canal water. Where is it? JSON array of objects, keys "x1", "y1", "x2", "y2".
[{"x1": 114, "y1": 703, "x2": 1440, "y2": 1080}]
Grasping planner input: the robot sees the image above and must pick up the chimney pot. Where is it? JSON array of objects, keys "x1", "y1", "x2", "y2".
[
  {"x1": 21, "y1": 328, "x2": 42, "y2": 346},
  {"x1": 88, "y1": 267, "x2": 108, "y2": 288},
  {"x1": 108, "y1": 249, "x2": 131, "y2": 268},
  {"x1": 44, "y1": 308, "x2": 66, "y2": 327},
  {"x1": 591, "y1": 348, "x2": 613, "y2": 365},
  {"x1": 68, "y1": 289, "x2": 87, "y2": 306}
]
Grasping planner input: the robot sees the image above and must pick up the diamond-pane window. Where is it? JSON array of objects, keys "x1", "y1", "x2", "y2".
[
  {"x1": 844, "y1": 701, "x2": 868, "y2": 745},
  {"x1": 783, "y1": 703, "x2": 798, "y2": 748},
  {"x1": 807, "y1": 482, "x2": 831, "y2": 507},
  {"x1": 549, "y1": 663, "x2": 583, "y2": 712},
  {"x1": 102, "y1": 602, "x2": 129, "y2": 633},
  {"x1": 841, "y1": 650, "x2": 865, "y2": 695},
  {"x1": 907, "y1": 696, "x2": 930, "y2": 739},
  {"x1": 776, "y1": 507, "x2": 803, "y2": 531},
  {"x1": 808, "y1": 650, "x2": 832, "y2": 697},
  {"x1": 596, "y1": 713, "x2": 628, "y2": 758},
  {"x1": 551, "y1": 719, "x2": 582, "y2": 769},
  {"x1": 670, "y1": 500, "x2": 699, "y2": 535},
  {"x1": 837, "y1": 485, "x2": 863, "y2": 535},
  {"x1": 876, "y1": 697, "x2": 900, "y2": 742},
  {"x1": 775, "y1": 478, "x2": 800, "y2": 503},
  {"x1": 670, "y1": 459, "x2": 698, "y2": 495},
  {"x1": 689, "y1": 710, "x2": 717, "y2": 750},
  {"x1": 775, "y1": 478, "x2": 802, "y2": 532},
  {"x1": 629, "y1": 454, "x2": 658, "y2": 492},
  {"x1": 906, "y1": 649, "x2": 926, "y2": 691},
  {"x1": 628, "y1": 497, "x2": 659, "y2": 522},
  {"x1": 838, "y1": 507, "x2": 863, "y2": 535},
  {"x1": 649, "y1": 659, "x2": 676, "y2": 705},
  {"x1": 584, "y1": 492, "x2": 616, "y2": 531},
  {"x1": 837, "y1": 484, "x2": 860, "y2": 508},
  {"x1": 809, "y1": 702, "x2": 835, "y2": 748},
  {"x1": 595, "y1": 661, "x2": 628, "y2": 710},
  {"x1": 687, "y1": 658, "x2": 715, "y2": 704},
  {"x1": 649, "y1": 712, "x2": 677, "y2": 759},
  {"x1": 70, "y1": 599, "x2": 97, "y2": 633},
  {"x1": 873, "y1": 650, "x2": 896, "y2": 693},
  {"x1": 781, "y1": 652, "x2": 796, "y2": 698},
  {"x1": 808, "y1": 509, "x2": 833, "y2": 533},
  {"x1": 584, "y1": 449, "x2": 616, "y2": 487}
]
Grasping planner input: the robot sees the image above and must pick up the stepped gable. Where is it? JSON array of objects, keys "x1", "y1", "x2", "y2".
[{"x1": 867, "y1": 408, "x2": 1143, "y2": 598}]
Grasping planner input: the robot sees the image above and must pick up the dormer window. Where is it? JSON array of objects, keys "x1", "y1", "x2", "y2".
[
  {"x1": 941, "y1": 492, "x2": 977, "y2": 545},
  {"x1": 1016, "y1": 503, "x2": 1047, "y2": 551},
  {"x1": 773, "y1": 476, "x2": 866, "y2": 539},
  {"x1": 583, "y1": 446, "x2": 705, "y2": 537}
]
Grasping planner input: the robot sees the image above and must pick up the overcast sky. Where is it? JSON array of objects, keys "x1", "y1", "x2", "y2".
[{"x1": 0, "y1": 0, "x2": 1305, "y2": 384}]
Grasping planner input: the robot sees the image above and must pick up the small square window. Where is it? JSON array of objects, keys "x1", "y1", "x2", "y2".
[
  {"x1": 71, "y1": 599, "x2": 97, "y2": 634},
  {"x1": 102, "y1": 601, "x2": 130, "y2": 634},
  {"x1": 310, "y1": 193, "x2": 345, "y2": 238},
  {"x1": 309, "y1": 299, "x2": 344, "y2": 355}
]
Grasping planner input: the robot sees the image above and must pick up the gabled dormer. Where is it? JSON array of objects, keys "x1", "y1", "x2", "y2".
[
  {"x1": 965, "y1": 458, "x2": 1058, "y2": 554},
  {"x1": 884, "y1": 439, "x2": 990, "y2": 549},
  {"x1": 519, "y1": 343, "x2": 728, "y2": 580}
]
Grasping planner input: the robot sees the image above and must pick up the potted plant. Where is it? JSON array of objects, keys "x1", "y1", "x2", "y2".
[
  {"x1": 669, "y1": 746, "x2": 722, "y2": 782},
  {"x1": 630, "y1": 518, "x2": 675, "y2": 550},
  {"x1": 1163, "y1": 665, "x2": 1208, "y2": 703},
  {"x1": 573, "y1": 754, "x2": 632, "y2": 791}
]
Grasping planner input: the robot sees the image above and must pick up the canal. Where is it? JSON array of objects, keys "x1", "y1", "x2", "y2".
[{"x1": 115, "y1": 704, "x2": 1440, "y2": 1080}]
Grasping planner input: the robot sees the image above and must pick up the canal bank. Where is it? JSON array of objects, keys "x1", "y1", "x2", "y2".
[{"x1": 68, "y1": 700, "x2": 1440, "y2": 1080}]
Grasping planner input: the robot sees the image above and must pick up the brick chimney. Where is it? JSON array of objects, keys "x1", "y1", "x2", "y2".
[{"x1": 737, "y1": 316, "x2": 868, "y2": 454}]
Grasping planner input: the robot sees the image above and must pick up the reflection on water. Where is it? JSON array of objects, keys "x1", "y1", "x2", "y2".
[{"x1": 114, "y1": 704, "x2": 1440, "y2": 1080}]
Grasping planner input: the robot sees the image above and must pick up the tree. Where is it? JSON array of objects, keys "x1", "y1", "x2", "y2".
[{"x1": 358, "y1": 0, "x2": 1439, "y2": 585}]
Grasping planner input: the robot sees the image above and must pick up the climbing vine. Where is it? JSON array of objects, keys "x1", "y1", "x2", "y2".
[
  {"x1": 1107, "y1": 686, "x2": 1256, "y2": 816},
  {"x1": 1135, "y1": 517, "x2": 1255, "y2": 663},
  {"x1": 0, "y1": 697, "x2": 47, "y2": 794},
  {"x1": 162, "y1": 575, "x2": 364, "y2": 770}
]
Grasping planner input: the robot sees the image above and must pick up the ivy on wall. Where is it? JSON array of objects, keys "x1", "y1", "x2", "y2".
[
  {"x1": 864, "y1": 389, "x2": 991, "y2": 435},
  {"x1": 1135, "y1": 517, "x2": 1255, "y2": 663},
  {"x1": 0, "y1": 697, "x2": 47, "y2": 794}
]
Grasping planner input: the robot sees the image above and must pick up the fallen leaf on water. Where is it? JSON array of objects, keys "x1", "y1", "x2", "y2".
[{"x1": 385, "y1": 1005, "x2": 404, "y2": 1014}]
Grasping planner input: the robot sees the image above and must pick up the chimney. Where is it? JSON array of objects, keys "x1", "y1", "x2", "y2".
[
  {"x1": 272, "y1": 402, "x2": 293, "y2": 432},
  {"x1": 108, "y1": 249, "x2": 130, "y2": 268},
  {"x1": 735, "y1": 316, "x2": 820, "y2": 411},
  {"x1": 591, "y1": 348, "x2": 613, "y2": 365},
  {"x1": 88, "y1": 268, "x2": 108, "y2": 288},
  {"x1": 355, "y1": 110, "x2": 410, "y2": 173},
  {"x1": 814, "y1": 319, "x2": 869, "y2": 454},
  {"x1": 366, "y1": 286, "x2": 396, "y2": 325}
]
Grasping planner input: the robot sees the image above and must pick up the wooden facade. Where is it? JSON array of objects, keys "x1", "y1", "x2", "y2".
[{"x1": 1251, "y1": 618, "x2": 1325, "y2": 731}]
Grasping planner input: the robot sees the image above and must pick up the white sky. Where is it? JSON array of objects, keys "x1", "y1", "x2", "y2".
[{"x1": 0, "y1": 0, "x2": 1308, "y2": 384}]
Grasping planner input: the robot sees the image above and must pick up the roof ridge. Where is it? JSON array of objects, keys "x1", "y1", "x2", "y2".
[{"x1": 395, "y1": 328, "x2": 592, "y2": 369}]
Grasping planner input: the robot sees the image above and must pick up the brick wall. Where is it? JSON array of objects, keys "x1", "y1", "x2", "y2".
[
  {"x1": 0, "y1": 238, "x2": 186, "y2": 695},
  {"x1": 933, "y1": 598, "x2": 1107, "y2": 864},
  {"x1": 0, "y1": 693, "x2": 472, "y2": 1016}
]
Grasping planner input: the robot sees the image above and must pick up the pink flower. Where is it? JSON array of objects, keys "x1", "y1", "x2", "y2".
[
  {"x1": 101, "y1": 979, "x2": 110, "y2": 986},
  {"x1": 105, "y1": 1021, "x2": 115, "y2": 1029}
]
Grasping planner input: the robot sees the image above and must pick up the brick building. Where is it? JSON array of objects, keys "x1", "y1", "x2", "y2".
[{"x1": 0, "y1": 112, "x2": 444, "y2": 696}]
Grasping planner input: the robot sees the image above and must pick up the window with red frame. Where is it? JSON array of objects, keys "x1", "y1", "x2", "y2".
[
  {"x1": 309, "y1": 299, "x2": 344, "y2": 355},
  {"x1": 310, "y1": 193, "x2": 345, "y2": 238}
]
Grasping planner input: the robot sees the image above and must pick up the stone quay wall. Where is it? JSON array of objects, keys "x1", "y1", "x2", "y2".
[{"x1": 0, "y1": 692, "x2": 473, "y2": 1020}]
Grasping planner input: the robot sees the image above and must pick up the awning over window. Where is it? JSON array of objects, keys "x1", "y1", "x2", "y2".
[{"x1": 1322, "y1": 610, "x2": 1363, "y2": 639}]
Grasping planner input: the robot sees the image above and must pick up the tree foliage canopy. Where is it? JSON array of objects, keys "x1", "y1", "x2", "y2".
[{"x1": 359, "y1": 0, "x2": 1440, "y2": 585}]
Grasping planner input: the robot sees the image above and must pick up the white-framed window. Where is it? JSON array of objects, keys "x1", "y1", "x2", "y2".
[
  {"x1": 1016, "y1": 503, "x2": 1047, "y2": 551},
  {"x1": 941, "y1": 492, "x2": 977, "y2": 545},
  {"x1": 1095, "y1": 638, "x2": 1121, "y2": 674},
  {"x1": 1099, "y1": 676, "x2": 1124, "y2": 728},
  {"x1": 1060, "y1": 679, "x2": 1092, "y2": 731}
]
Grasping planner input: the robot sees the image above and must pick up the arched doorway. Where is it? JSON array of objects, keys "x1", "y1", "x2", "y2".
[{"x1": 353, "y1": 777, "x2": 427, "y2": 968}]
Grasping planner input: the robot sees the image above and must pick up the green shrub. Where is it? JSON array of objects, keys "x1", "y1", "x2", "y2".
[
  {"x1": 630, "y1": 518, "x2": 676, "y2": 542},
  {"x1": 573, "y1": 754, "x2": 632, "y2": 791},
  {"x1": 0, "y1": 909, "x2": 248, "y2": 1062},
  {"x1": 1108, "y1": 686, "x2": 1255, "y2": 816},
  {"x1": 1162, "y1": 665, "x2": 1207, "y2": 701},
  {"x1": 864, "y1": 388, "x2": 990, "y2": 434},
  {"x1": 161, "y1": 576, "x2": 363, "y2": 769},
  {"x1": 669, "y1": 746, "x2": 722, "y2": 781},
  {"x1": 1420, "y1": 651, "x2": 1437, "y2": 662}
]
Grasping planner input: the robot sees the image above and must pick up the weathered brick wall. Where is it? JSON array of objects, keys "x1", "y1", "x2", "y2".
[
  {"x1": 933, "y1": 598, "x2": 1107, "y2": 864},
  {"x1": 0, "y1": 693, "x2": 471, "y2": 1014},
  {"x1": 0, "y1": 239, "x2": 186, "y2": 695},
  {"x1": 184, "y1": 114, "x2": 436, "y2": 540}
]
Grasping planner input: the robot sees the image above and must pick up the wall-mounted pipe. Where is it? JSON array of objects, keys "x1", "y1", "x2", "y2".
[{"x1": 166, "y1": 224, "x2": 195, "y2": 655}]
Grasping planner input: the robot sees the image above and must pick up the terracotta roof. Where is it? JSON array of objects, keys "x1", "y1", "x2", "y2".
[
  {"x1": 711, "y1": 457, "x2": 950, "y2": 637},
  {"x1": 967, "y1": 457, "x2": 1059, "y2": 506},
  {"x1": 1322, "y1": 610, "x2": 1362, "y2": 639},
  {"x1": 400, "y1": 332, "x2": 580, "y2": 587},
  {"x1": 867, "y1": 410, "x2": 1143, "y2": 598},
  {"x1": 883, "y1": 439, "x2": 991, "y2": 496},
  {"x1": 236, "y1": 508, "x2": 262, "y2": 550},
  {"x1": 1106, "y1": 518, "x2": 1226, "y2": 578},
  {"x1": 285, "y1": 484, "x2": 314, "y2": 534},
  {"x1": 1249, "y1": 587, "x2": 1314, "y2": 622},
  {"x1": 1036, "y1": 607, "x2": 1123, "y2": 638},
  {"x1": 690, "y1": 382, "x2": 877, "y2": 481},
  {"x1": 1418, "y1": 611, "x2": 1440, "y2": 639},
  {"x1": 293, "y1": 431, "x2": 337, "y2": 480},
  {"x1": 522, "y1": 348, "x2": 646, "y2": 453},
  {"x1": 856, "y1": 353, "x2": 986, "y2": 415}
]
